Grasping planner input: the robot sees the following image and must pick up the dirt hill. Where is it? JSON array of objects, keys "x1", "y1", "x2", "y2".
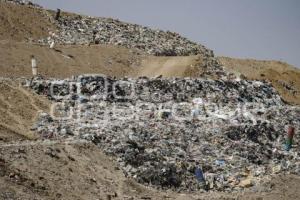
[
  {"x1": 0, "y1": 2, "x2": 54, "y2": 42},
  {"x1": 219, "y1": 57, "x2": 300, "y2": 105}
]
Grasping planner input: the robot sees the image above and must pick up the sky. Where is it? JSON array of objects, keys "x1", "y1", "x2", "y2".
[{"x1": 33, "y1": 0, "x2": 300, "y2": 68}]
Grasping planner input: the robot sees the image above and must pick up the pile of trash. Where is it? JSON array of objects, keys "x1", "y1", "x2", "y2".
[
  {"x1": 28, "y1": 75, "x2": 282, "y2": 103},
  {"x1": 38, "y1": 11, "x2": 215, "y2": 57},
  {"x1": 25, "y1": 75, "x2": 300, "y2": 192},
  {"x1": 4, "y1": 0, "x2": 225, "y2": 74}
]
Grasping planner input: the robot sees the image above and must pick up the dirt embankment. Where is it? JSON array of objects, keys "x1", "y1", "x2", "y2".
[
  {"x1": 0, "y1": 40, "x2": 140, "y2": 78},
  {"x1": 0, "y1": 2, "x2": 54, "y2": 42},
  {"x1": 219, "y1": 57, "x2": 300, "y2": 105},
  {"x1": 0, "y1": 39, "x2": 207, "y2": 80},
  {"x1": 0, "y1": 1, "x2": 209, "y2": 80},
  {"x1": 0, "y1": 79, "x2": 49, "y2": 141}
]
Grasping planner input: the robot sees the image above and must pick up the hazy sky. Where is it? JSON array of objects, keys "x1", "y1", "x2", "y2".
[{"x1": 33, "y1": 0, "x2": 300, "y2": 68}]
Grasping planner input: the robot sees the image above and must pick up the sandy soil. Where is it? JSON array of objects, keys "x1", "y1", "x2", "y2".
[{"x1": 0, "y1": 41, "x2": 205, "y2": 80}]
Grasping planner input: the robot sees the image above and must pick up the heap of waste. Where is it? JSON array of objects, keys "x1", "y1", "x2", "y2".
[
  {"x1": 39, "y1": 13, "x2": 214, "y2": 57},
  {"x1": 24, "y1": 75, "x2": 300, "y2": 192},
  {"x1": 4, "y1": 0, "x2": 220, "y2": 62},
  {"x1": 5, "y1": 0, "x2": 225, "y2": 75}
]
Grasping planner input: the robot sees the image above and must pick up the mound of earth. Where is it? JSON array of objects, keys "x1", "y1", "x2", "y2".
[{"x1": 0, "y1": 0, "x2": 225, "y2": 80}]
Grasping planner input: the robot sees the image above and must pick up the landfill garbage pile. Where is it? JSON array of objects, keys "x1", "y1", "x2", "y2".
[
  {"x1": 24, "y1": 75, "x2": 300, "y2": 192},
  {"x1": 1, "y1": 0, "x2": 41, "y2": 8},
  {"x1": 38, "y1": 11, "x2": 215, "y2": 57},
  {"x1": 28, "y1": 75, "x2": 282, "y2": 104}
]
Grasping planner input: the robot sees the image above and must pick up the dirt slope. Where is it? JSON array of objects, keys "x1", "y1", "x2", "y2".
[
  {"x1": 0, "y1": 41, "x2": 140, "y2": 78},
  {"x1": 0, "y1": 40, "x2": 208, "y2": 79},
  {"x1": 0, "y1": 2, "x2": 54, "y2": 42},
  {"x1": 219, "y1": 57, "x2": 300, "y2": 105},
  {"x1": 0, "y1": 79, "x2": 49, "y2": 141},
  {"x1": 134, "y1": 55, "x2": 203, "y2": 78}
]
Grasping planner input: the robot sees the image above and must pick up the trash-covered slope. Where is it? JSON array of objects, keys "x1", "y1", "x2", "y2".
[
  {"x1": 40, "y1": 12, "x2": 214, "y2": 57},
  {"x1": 0, "y1": 0, "x2": 225, "y2": 79},
  {"x1": 2, "y1": 140, "x2": 300, "y2": 200},
  {"x1": 26, "y1": 75, "x2": 300, "y2": 192},
  {"x1": 2, "y1": 0, "x2": 216, "y2": 59}
]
